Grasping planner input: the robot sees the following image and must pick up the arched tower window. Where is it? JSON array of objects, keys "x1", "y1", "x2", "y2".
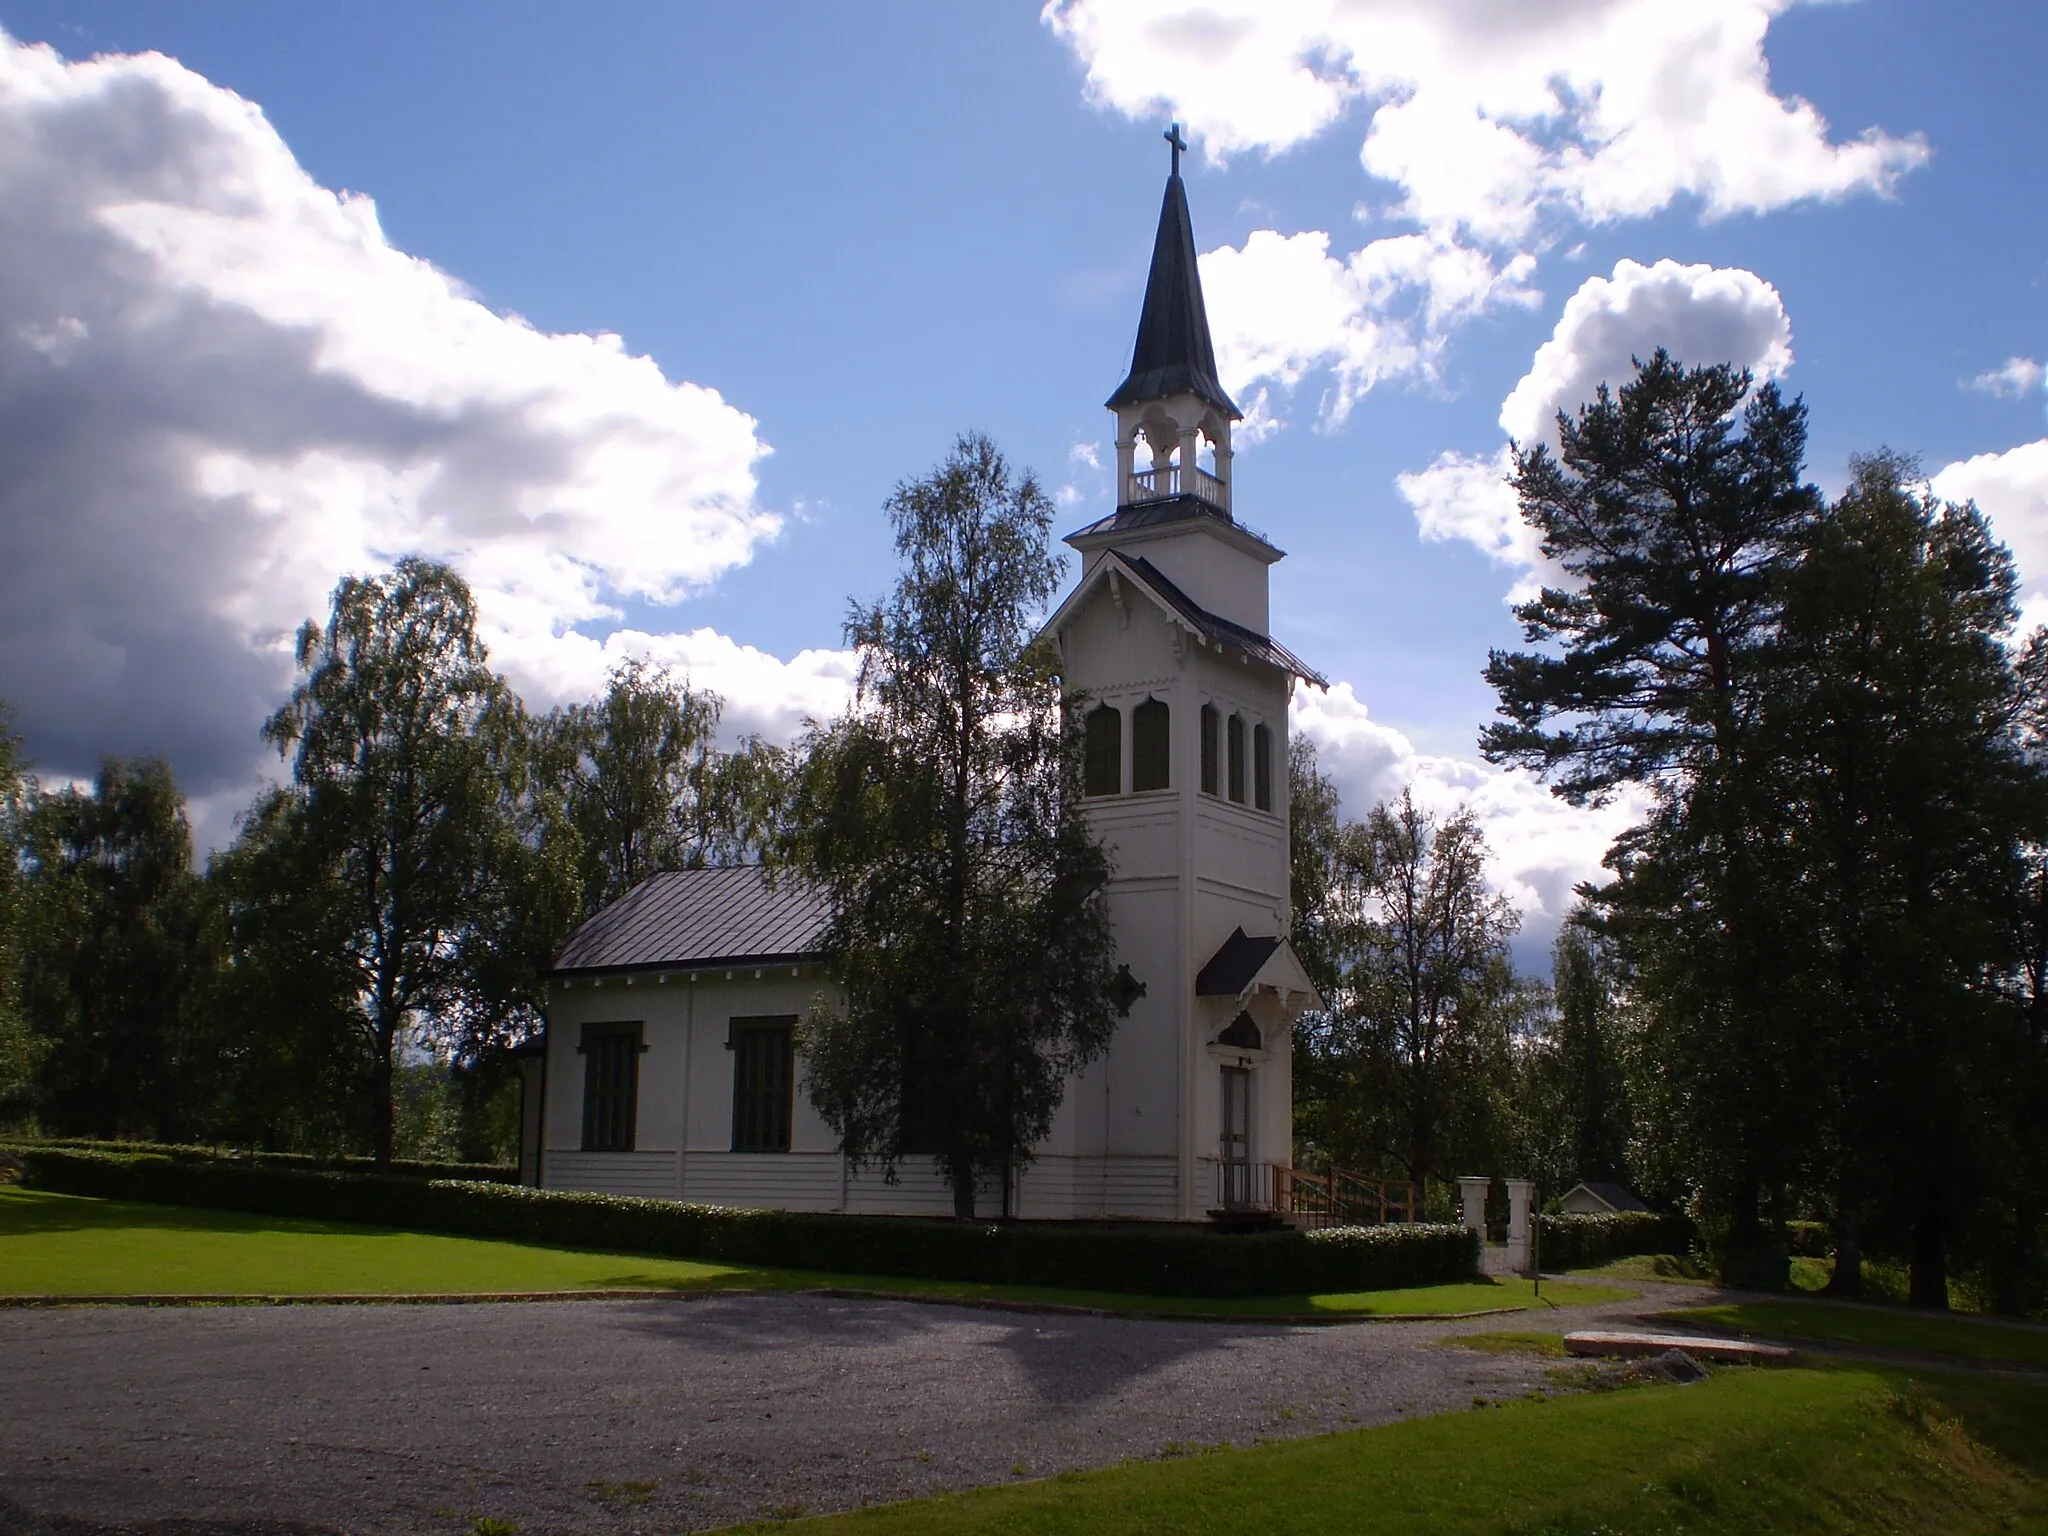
[
  {"x1": 1227, "y1": 713, "x2": 1246, "y2": 804},
  {"x1": 1132, "y1": 698, "x2": 1170, "y2": 792},
  {"x1": 1199, "y1": 704, "x2": 1219, "y2": 796},
  {"x1": 1083, "y1": 703, "x2": 1122, "y2": 797},
  {"x1": 1253, "y1": 723, "x2": 1273, "y2": 812}
]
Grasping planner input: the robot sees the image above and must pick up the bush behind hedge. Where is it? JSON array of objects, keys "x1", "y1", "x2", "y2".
[
  {"x1": 1785, "y1": 1219, "x2": 1832, "y2": 1258},
  {"x1": 2, "y1": 1137, "x2": 515, "y2": 1185},
  {"x1": 1537, "y1": 1209, "x2": 1695, "y2": 1270},
  {"x1": 16, "y1": 1147, "x2": 1478, "y2": 1300}
]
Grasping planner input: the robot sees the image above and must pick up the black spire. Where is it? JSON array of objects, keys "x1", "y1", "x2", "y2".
[{"x1": 1106, "y1": 127, "x2": 1240, "y2": 420}]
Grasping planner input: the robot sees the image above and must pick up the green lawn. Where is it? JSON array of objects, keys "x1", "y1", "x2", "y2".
[
  {"x1": 1567, "y1": 1250, "x2": 1711, "y2": 1284},
  {"x1": 0, "y1": 1188, "x2": 1629, "y2": 1318},
  {"x1": 1436, "y1": 1328, "x2": 1568, "y2": 1358},
  {"x1": 714, "y1": 1366, "x2": 2048, "y2": 1536},
  {"x1": 1667, "y1": 1298, "x2": 2048, "y2": 1368}
]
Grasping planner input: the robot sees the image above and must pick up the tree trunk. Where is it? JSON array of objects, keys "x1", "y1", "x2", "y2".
[
  {"x1": 1909, "y1": 1198, "x2": 1949, "y2": 1310},
  {"x1": 1728, "y1": 1177, "x2": 1763, "y2": 1249},
  {"x1": 1998, "y1": 1197, "x2": 2035, "y2": 1318},
  {"x1": 372, "y1": 1029, "x2": 396, "y2": 1169},
  {"x1": 1824, "y1": 1199, "x2": 1864, "y2": 1299},
  {"x1": 948, "y1": 1148, "x2": 976, "y2": 1220}
]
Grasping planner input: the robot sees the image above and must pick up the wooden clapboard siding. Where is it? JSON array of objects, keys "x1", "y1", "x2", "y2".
[
  {"x1": 844, "y1": 1162, "x2": 956, "y2": 1216},
  {"x1": 1102, "y1": 1156, "x2": 1181, "y2": 1220},
  {"x1": 682, "y1": 1152, "x2": 843, "y2": 1211},
  {"x1": 1016, "y1": 1154, "x2": 1101, "y2": 1219},
  {"x1": 544, "y1": 1150, "x2": 680, "y2": 1198}
]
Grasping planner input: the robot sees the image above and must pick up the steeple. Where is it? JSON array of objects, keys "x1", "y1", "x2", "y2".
[
  {"x1": 1105, "y1": 126, "x2": 1239, "y2": 520},
  {"x1": 1107, "y1": 126, "x2": 1240, "y2": 421}
]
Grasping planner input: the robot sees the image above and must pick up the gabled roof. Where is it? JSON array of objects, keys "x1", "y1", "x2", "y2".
[
  {"x1": 1065, "y1": 495, "x2": 1252, "y2": 543},
  {"x1": 1039, "y1": 547, "x2": 1325, "y2": 687},
  {"x1": 1564, "y1": 1181, "x2": 1651, "y2": 1214},
  {"x1": 550, "y1": 866, "x2": 830, "y2": 977},
  {"x1": 1196, "y1": 927, "x2": 1324, "y2": 1011},
  {"x1": 1119, "y1": 555, "x2": 1328, "y2": 687},
  {"x1": 1196, "y1": 929, "x2": 1283, "y2": 995},
  {"x1": 1106, "y1": 172, "x2": 1240, "y2": 420}
]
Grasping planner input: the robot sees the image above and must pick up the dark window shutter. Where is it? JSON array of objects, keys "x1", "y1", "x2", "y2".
[
  {"x1": 730, "y1": 1017, "x2": 796, "y2": 1152},
  {"x1": 579, "y1": 1022, "x2": 642, "y2": 1152},
  {"x1": 1132, "y1": 697, "x2": 1170, "y2": 792},
  {"x1": 1253, "y1": 723, "x2": 1273, "y2": 811},
  {"x1": 1084, "y1": 703, "x2": 1122, "y2": 797},
  {"x1": 1227, "y1": 713, "x2": 1246, "y2": 803},
  {"x1": 1200, "y1": 704, "x2": 1219, "y2": 795}
]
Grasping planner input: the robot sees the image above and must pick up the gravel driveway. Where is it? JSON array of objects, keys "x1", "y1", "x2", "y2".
[{"x1": 0, "y1": 1287, "x2": 1708, "y2": 1536}]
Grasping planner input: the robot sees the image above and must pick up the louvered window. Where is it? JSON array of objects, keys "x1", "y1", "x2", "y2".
[
  {"x1": 730, "y1": 1016, "x2": 795, "y2": 1153},
  {"x1": 1132, "y1": 697, "x2": 1170, "y2": 792},
  {"x1": 1227, "y1": 713, "x2": 1246, "y2": 803},
  {"x1": 1253, "y1": 723, "x2": 1274, "y2": 812},
  {"x1": 1200, "y1": 704, "x2": 1219, "y2": 795},
  {"x1": 579, "y1": 1022, "x2": 642, "y2": 1152},
  {"x1": 1084, "y1": 703, "x2": 1122, "y2": 797}
]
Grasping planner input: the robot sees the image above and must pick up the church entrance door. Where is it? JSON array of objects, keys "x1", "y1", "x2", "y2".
[{"x1": 1220, "y1": 1065, "x2": 1251, "y2": 1207}]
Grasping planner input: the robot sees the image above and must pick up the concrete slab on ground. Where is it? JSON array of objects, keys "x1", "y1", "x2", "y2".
[{"x1": 1565, "y1": 1329, "x2": 1793, "y2": 1363}]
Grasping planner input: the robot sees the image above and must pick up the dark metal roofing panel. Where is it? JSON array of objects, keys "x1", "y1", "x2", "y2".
[
  {"x1": 1573, "y1": 1181, "x2": 1651, "y2": 1213},
  {"x1": 1196, "y1": 927, "x2": 1284, "y2": 996},
  {"x1": 1106, "y1": 173, "x2": 1240, "y2": 420},
  {"x1": 1066, "y1": 496, "x2": 1238, "y2": 542},
  {"x1": 550, "y1": 866, "x2": 831, "y2": 976},
  {"x1": 1119, "y1": 555, "x2": 1329, "y2": 687}
]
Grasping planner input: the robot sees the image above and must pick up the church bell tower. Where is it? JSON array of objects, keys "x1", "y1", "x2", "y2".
[{"x1": 1032, "y1": 127, "x2": 1324, "y2": 1223}]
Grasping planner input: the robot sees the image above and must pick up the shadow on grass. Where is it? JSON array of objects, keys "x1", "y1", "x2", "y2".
[
  {"x1": 1664, "y1": 1297, "x2": 2048, "y2": 1368},
  {"x1": 0, "y1": 1187, "x2": 370, "y2": 1240},
  {"x1": 0, "y1": 1187, "x2": 759, "y2": 1288},
  {"x1": 0, "y1": 1189, "x2": 1628, "y2": 1321}
]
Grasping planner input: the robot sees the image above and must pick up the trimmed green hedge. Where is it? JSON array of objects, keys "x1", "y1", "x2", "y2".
[
  {"x1": 1537, "y1": 1210, "x2": 1695, "y2": 1270},
  {"x1": 15, "y1": 1147, "x2": 1478, "y2": 1299},
  {"x1": 1, "y1": 1137, "x2": 515, "y2": 1185}
]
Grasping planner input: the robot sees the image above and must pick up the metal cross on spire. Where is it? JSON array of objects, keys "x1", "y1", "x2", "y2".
[{"x1": 1165, "y1": 122, "x2": 1187, "y2": 177}]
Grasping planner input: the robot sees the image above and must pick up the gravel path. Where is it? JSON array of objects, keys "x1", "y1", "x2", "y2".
[{"x1": 0, "y1": 1286, "x2": 1713, "y2": 1536}]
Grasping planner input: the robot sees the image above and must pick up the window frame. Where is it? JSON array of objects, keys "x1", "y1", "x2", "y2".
[
  {"x1": 728, "y1": 1015, "x2": 796, "y2": 1154},
  {"x1": 1131, "y1": 696, "x2": 1170, "y2": 793},
  {"x1": 578, "y1": 1021, "x2": 644, "y2": 1153},
  {"x1": 1083, "y1": 702, "x2": 1123, "y2": 797}
]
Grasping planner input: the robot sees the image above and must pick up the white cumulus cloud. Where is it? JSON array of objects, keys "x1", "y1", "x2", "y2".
[
  {"x1": 1932, "y1": 440, "x2": 2048, "y2": 633},
  {"x1": 1396, "y1": 447, "x2": 1531, "y2": 571},
  {"x1": 1968, "y1": 358, "x2": 2046, "y2": 400},
  {"x1": 1292, "y1": 682, "x2": 1646, "y2": 947},
  {"x1": 1400, "y1": 259, "x2": 1793, "y2": 592},
  {"x1": 0, "y1": 31, "x2": 797, "y2": 813},
  {"x1": 1048, "y1": 2, "x2": 1891, "y2": 440},
  {"x1": 1044, "y1": 0, "x2": 1927, "y2": 242},
  {"x1": 1202, "y1": 230, "x2": 1538, "y2": 427}
]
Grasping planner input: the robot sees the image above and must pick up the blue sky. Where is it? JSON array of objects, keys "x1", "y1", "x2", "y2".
[{"x1": 2, "y1": 1, "x2": 2044, "y2": 953}]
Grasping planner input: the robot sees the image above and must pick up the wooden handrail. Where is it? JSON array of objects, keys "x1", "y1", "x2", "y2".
[
  {"x1": 1275, "y1": 1164, "x2": 1420, "y2": 1227},
  {"x1": 1124, "y1": 463, "x2": 1230, "y2": 513}
]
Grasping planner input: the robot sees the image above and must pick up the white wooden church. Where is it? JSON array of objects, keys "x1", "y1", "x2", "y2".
[{"x1": 521, "y1": 139, "x2": 1325, "y2": 1222}]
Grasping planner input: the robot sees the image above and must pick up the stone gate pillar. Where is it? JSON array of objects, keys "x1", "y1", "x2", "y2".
[
  {"x1": 1505, "y1": 1178, "x2": 1536, "y2": 1276},
  {"x1": 1457, "y1": 1176, "x2": 1490, "y2": 1242}
]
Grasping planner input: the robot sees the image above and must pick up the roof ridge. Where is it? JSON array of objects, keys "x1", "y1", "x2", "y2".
[
  {"x1": 1105, "y1": 173, "x2": 1239, "y2": 419},
  {"x1": 1109, "y1": 553, "x2": 1328, "y2": 688}
]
